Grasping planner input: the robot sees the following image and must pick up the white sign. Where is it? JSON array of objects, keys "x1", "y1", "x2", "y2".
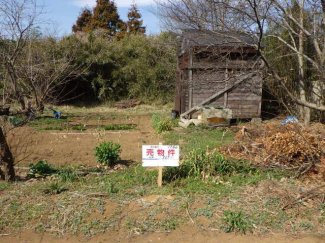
[{"x1": 142, "y1": 145, "x2": 180, "y2": 167}]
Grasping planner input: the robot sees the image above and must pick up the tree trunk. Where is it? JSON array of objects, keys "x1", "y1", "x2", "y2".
[
  {"x1": 18, "y1": 94, "x2": 26, "y2": 111},
  {"x1": 0, "y1": 166, "x2": 5, "y2": 180},
  {"x1": 298, "y1": 0, "x2": 310, "y2": 125},
  {"x1": 0, "y1": 127, "x2": 15, "y2": 181}
]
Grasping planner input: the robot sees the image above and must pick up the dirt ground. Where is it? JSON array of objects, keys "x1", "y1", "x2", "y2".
[
  {"x1": 1, "y1": 226, "x2": 324, "y2": 243},
  {"x1": 7, "y1": 115, "x2": 159, "y2": 167},
  {"x1": 2, "y1": 110, "x2": 325, "y2": 243}
]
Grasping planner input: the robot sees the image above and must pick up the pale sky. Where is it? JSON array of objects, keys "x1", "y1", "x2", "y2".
[
  {"x1": 42, "y1": 0, "x2": 161, "y2": 36},
  {"x1": 72, "y1": 0, "x2": 158, "y2": 7}
]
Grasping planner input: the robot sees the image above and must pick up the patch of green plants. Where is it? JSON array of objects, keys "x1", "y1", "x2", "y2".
[
  {"x1": 160, "y1": 218, "x2": 178, "y2": 231},
  {"x1": 163, "y1": 149, "x2": 256, "y2": 181},
  {"x1": 57, "y1": 167, "x2": 79, "y2": 183},
  {"x1": 163, "y1": 127, "x2": 234, "y2": 154},
  {"x1": 192, "y1": 207, "x2": 214, "y2": 218},
  {"x1": 103, "y1": 124, "x2": 135, "y2": 130},
  {"x1": 156, "y1": 120, "x2": 173, "y2": 133},
  {"x1": 5, "y1": 114, "x2": 26, "y2": 126},
  {"x1": 30, "y1": 116, "x2": 66, "y2": 127},
  {"x1": 151, "y1": 114, "x2": 174, "y2": 134},
  {"x1": 320, "y1": 203, "x2": 325, "y2": 221},
  {"x1": 94, "y1": 141, "x2": 121, "y2": 166},
  {"x1": 39, "y1": 126, "x2": 63, "y2": 131},
  {"x1": 92, "y1": 166, "x2": 157, "y2": 195},
  {"x1": 28, "y1": 160, "x2": 57, "y2": 178},
  {"x1": 299, "y1": 221, "x2": 314, "y2": 231},
  {"x1": 125, "y1": 217, "x2": 148, "y2": 234},
  {"x1": 43, "y1": 181, "x2": 66, "y2": 195},
  {"x1": 222, "y1": 210, "x2": 252, "y2": 234},
  {"x1": 106, "y1": 182, "x2": 119, "y2": 194},
  {"x1": 72, "y1": 126, "x2": 86, "y2": 131},
  {"x1": 0, "y1": 182, "x2": 10, "y2": 192}
]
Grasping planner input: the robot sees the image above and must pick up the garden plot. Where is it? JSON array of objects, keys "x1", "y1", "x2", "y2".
[
  {"x1": 1, "y1": 106, "x2": 325, "y2": 243},
  {"x1": 7, "y1": 113, "x2": 159, "y2": 167}
]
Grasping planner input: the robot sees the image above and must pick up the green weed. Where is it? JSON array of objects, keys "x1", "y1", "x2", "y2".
[
  {"x1": 94, "y1": 141, "x2": 121, "y2": 166},
  {"x1": 299, "y1": 222, "x2": 314, "y2": 230},
  {"x1": 102, "y1": 177, "x2": 119, "y2": 193},
  {"x1": 0, "y1": 182, "x2": 10, "y2": 192},
  {"x1": 193, "y1": 207, "x2": 214, "y2": 218},
  {"x1": 320, "y1": 203, "x2": 325, "y2": 221},
  {"x1": 39, "y1": 126, "x2": 63, "y2": 131},
  {"x1": 222, "y1": 210, "x2": 252, "y2": 234},
  {"x1": 30, "y1": 116, "x2": 66, "y2": 127},
  {"x1": 163, "y1": 127, "x2": 234, "y2": 154},
  {"x1": 161, "y1": 218, "x2": 178, "y2": 231},
  {"x1": 103, "y1": 124, "x2": 135, "y2": 130},
  {"x1": 28, "y1": 160, "x2": 57, "y2": 178},
  {"x1": 57, "y1": 168, "x2": 79, "y2": 183},
  {"x1": 157, "y1": 120, "x2": 173, "y2": 133},
  {"x1": 72, "y1": 126, "x2": 86, "y2": 131},
  {"x1": 164, "y1": 149, "x2": 255, "y2": 181},
  {"x1": 151, "y1": 114, "x2": 174, "y2": 134},
  {"x1": 44, "y1": 182, "x2": 66, "y2": 195}
]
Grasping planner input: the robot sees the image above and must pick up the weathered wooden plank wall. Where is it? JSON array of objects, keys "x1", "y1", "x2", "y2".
[{"x1": 177, "y1": 41, "x2": 263, "y2": 118}]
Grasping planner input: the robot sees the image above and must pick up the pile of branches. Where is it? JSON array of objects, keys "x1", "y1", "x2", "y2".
[
  {"x1": 219, "y1": 122, "x2": 325, "y2": 178},
  {"x1": 114, "y1": 99, "x2": 141, "y2": 109}
]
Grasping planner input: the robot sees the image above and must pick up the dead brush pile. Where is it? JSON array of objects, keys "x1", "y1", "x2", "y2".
[{"x1": 219, "y1": 121, "x2": 325, "y2": 178}]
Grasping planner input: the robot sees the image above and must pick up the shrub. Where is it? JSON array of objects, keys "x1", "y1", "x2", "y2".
[
  {"x1": 28, "y1": 160, "x2": 57, "y2": 178},
  {"x1": 95, "y1": 141, "x2": 121, "y2": 166},
  {"x1": 222, "y1": 210, "x2": 252, "y2": 234}
]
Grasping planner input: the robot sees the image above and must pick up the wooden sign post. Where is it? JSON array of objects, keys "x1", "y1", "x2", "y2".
[
  {"x1": 158, "y1": 167, "x2": 163, "y2": 187},
  {"x1": 142, "y1": 144, "x2": 179, "y2": 187},
  {"x1": 158, "y1": 142, "x2": 163, "y2": 187}
]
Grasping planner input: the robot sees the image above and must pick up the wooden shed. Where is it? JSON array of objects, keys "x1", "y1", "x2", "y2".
[{"x1": 175, "y1": 30, "x2": 263, "y2": 119}]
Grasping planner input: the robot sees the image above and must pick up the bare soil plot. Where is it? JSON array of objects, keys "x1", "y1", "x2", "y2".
[{"x1": 7, "y1": 114, "x2": 159, "y2": 167}]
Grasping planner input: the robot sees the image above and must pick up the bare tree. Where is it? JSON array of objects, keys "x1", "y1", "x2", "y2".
[
  {"x1": 0, "y1": 0, "x2": 44, "y2": 181},
  {"x1": 0, "y1": 0, "x2": 44, "y2": 110},
  {"x1": 0, "y1": 0, "x2": 89, "y2": 181},
  {"x1": 156, "y1": 0, "x2": 325, "y2": 124},
  {"x1": 20, "y1": 35, "x2": 88, "y2": 111}
]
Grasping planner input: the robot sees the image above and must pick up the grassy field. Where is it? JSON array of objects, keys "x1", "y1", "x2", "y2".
[{"x1": 1, "y1": 105, "x2": 324, "y2": 239}]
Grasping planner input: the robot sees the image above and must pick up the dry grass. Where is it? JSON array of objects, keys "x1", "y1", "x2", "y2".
[{"x1": 56, "y1": 104, "x2": 173, "y2": 117}]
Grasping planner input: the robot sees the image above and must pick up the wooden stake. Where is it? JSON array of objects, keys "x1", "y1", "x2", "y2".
[
  {"x1": 158, "y1": 166, "x2": 163, "y2": 187},
  {"x1": 158, "y1": 142, "x2": 163, "y2": 187}
]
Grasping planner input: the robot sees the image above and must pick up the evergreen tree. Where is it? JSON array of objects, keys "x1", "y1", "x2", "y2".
[
  {"x1": 92, "y1": 0, "x2": 124, "y2": 35},
  {"x1": 72, "y1": 8, "x2": 93, "y2": 33},
  {"x1": 126, "y1": 4, "x2": 146, "y2": 34}
]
